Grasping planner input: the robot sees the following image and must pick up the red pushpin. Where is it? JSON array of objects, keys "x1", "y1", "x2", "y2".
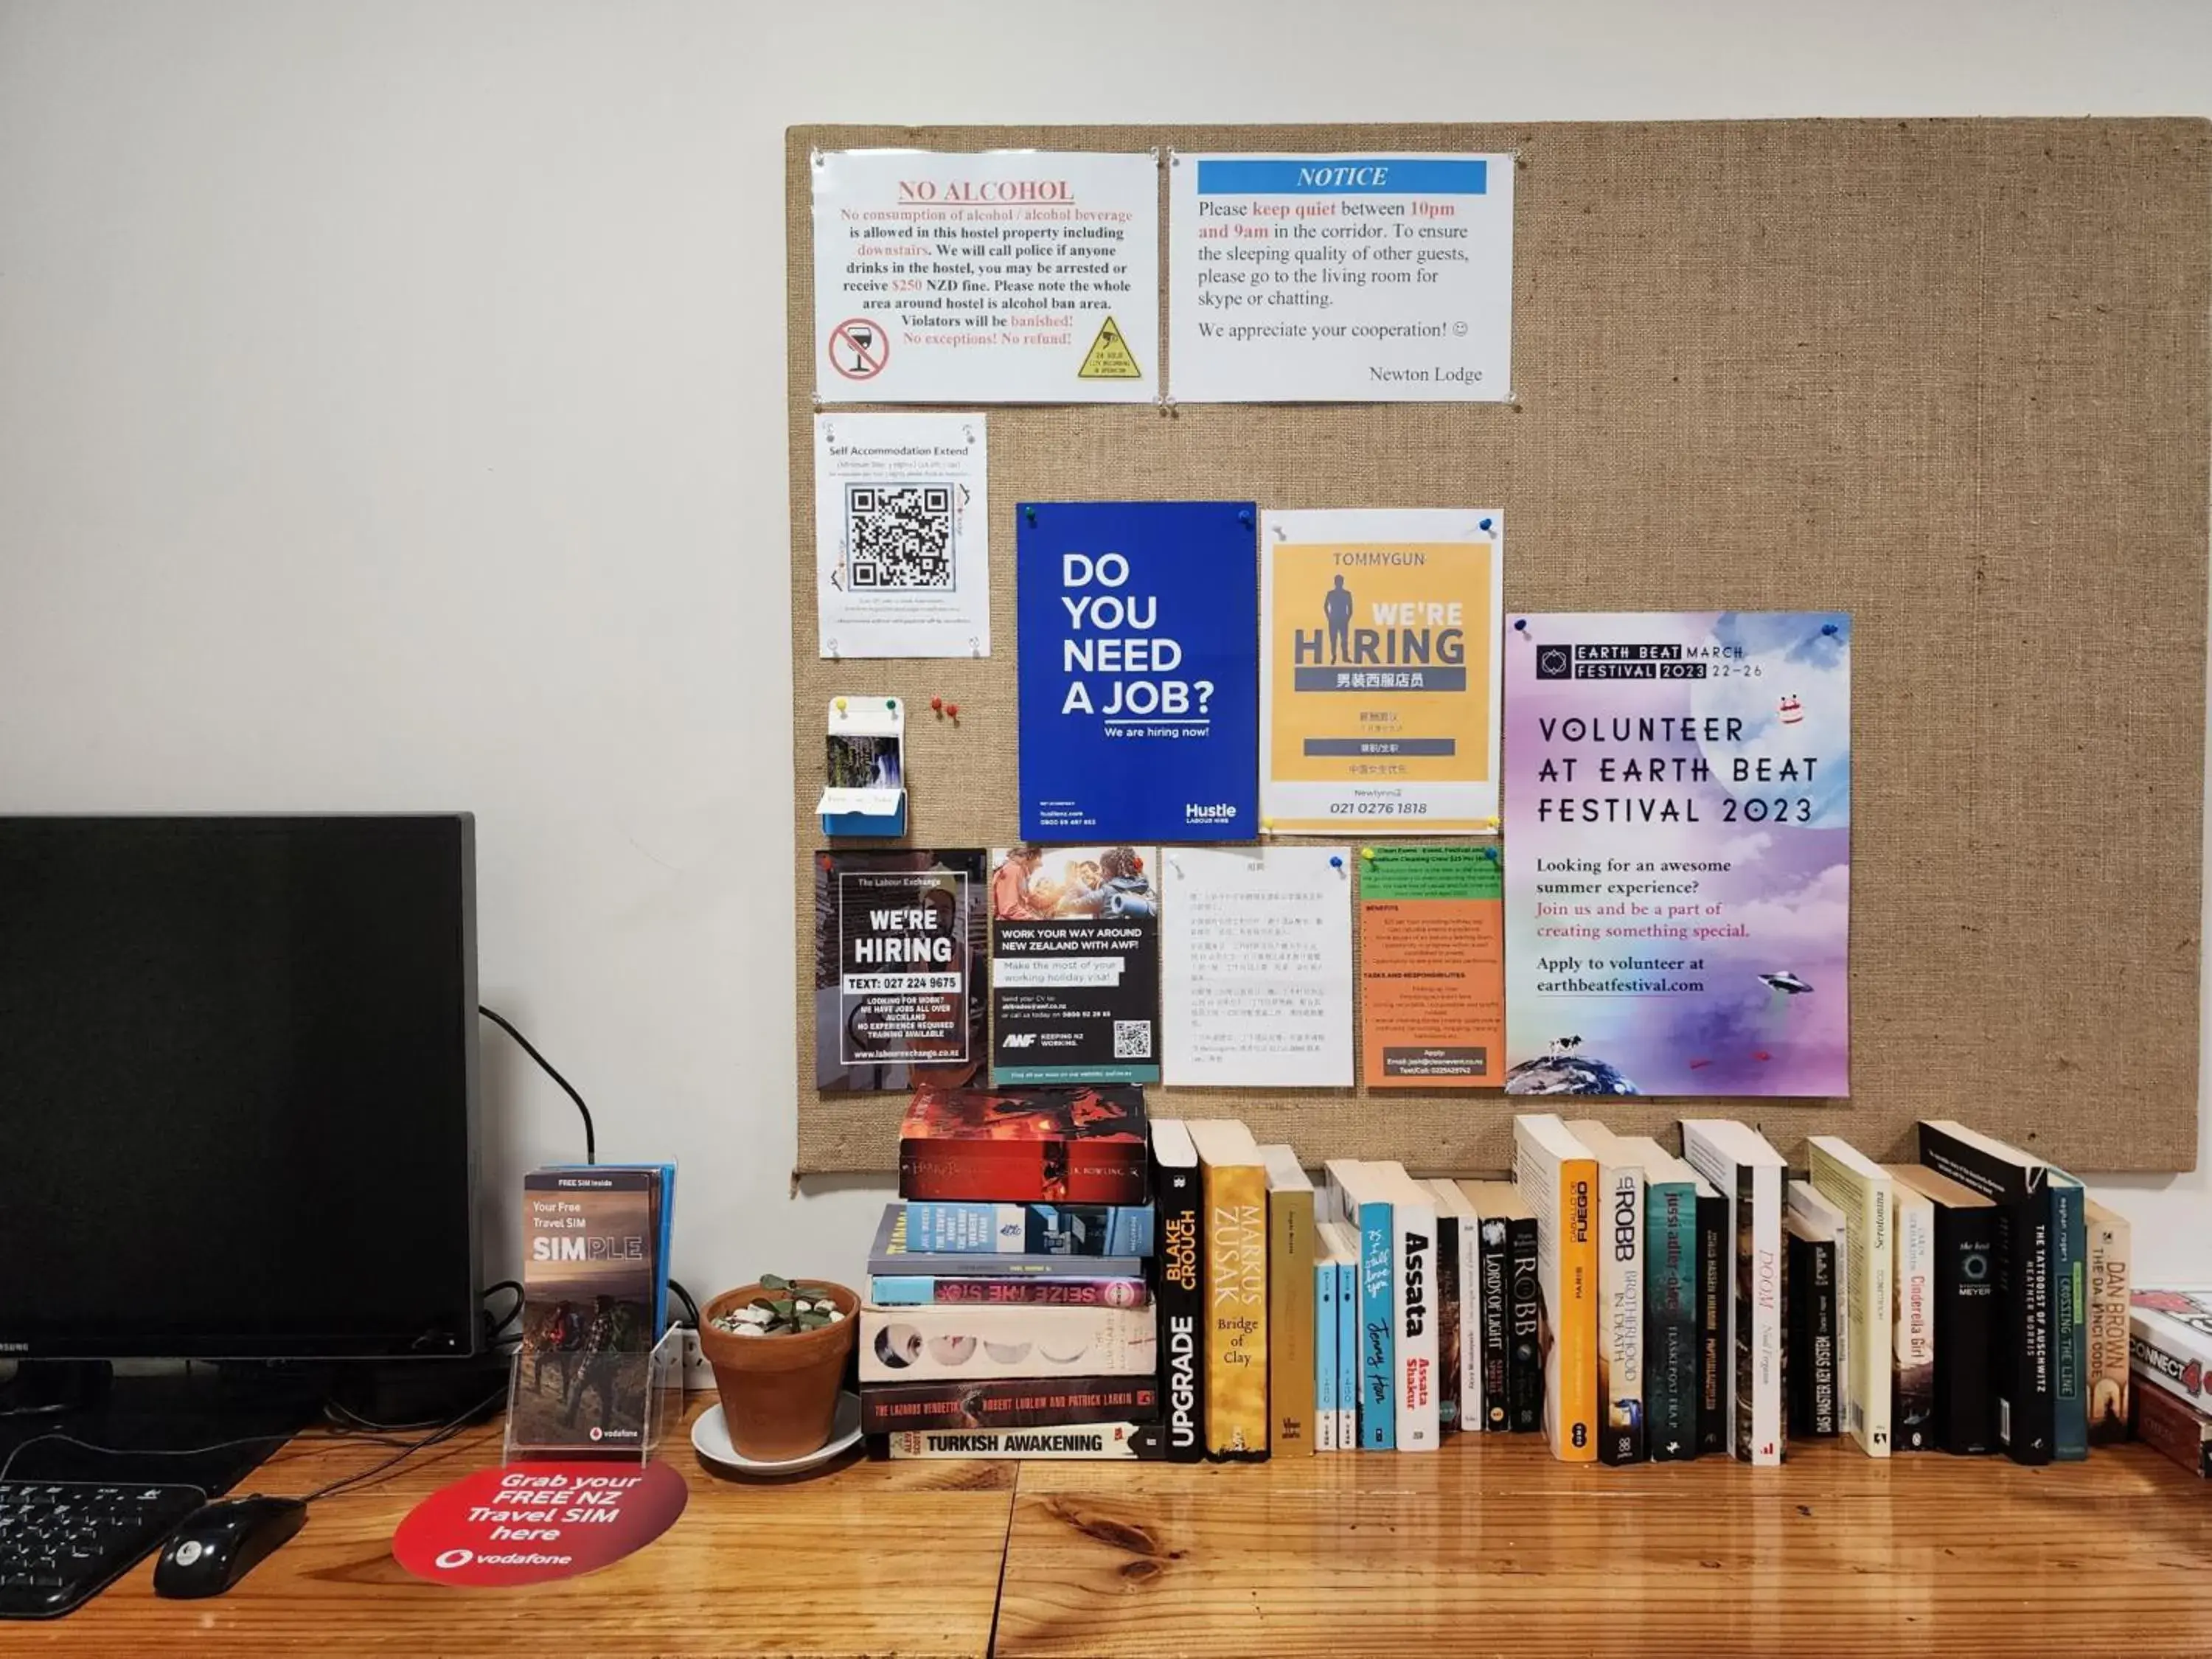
[
  {"x1": 944, "y1": 702, "x2": 960, "y2": 720},
  {"x1": 930, "y1": 696, "x2": 945, "y2": 716}
]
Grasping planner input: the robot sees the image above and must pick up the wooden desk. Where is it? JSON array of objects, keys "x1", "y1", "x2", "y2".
[
  {"x1": 15, "y1": 1398, "x2": 1014, "y2": 1659},
  {"x1": 19, "y1": 1411, "x2": 2212, "y2": 1656},
  {"x1": 994, "y1": 1436, "x2": 2212, "y2": 1658}
]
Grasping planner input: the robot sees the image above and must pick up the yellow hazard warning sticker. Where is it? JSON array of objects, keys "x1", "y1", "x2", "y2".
[{"x1": 1077, "y1": 315, "x2": 1143, "y2": 380}]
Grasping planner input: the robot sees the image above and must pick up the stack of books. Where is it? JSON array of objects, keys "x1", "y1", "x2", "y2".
[{"x1": 862, "y1": 1084, "x2": 1163, "y2": 1459}]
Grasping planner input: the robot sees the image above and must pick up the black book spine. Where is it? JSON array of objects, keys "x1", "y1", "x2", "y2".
[
  {"x1": 1693, "y1": 1191, "x2": 1728, "y2": 1457},
  {"x1": 1916, "y1": 1125, "x2": 2053, "y2": 1465},
  {"x1": 1477, "y1": 1217, "x2": 1511, "y2": 1430},
  {"x1": 1152, "y1": 1152, "x2": 1206, "y2": 1463},
  {"x1": 1436, "y1": 1211, "x2": 1461, "y2": 1433},
  {"x1": 1787, "y1": 1236, "x2": 1838, "y2": 1439},
  {"x1": 1935, "y1": 1201, "x2": 2000, "y2": 1455},
  {"x1": 1506, "y1": 1214, "x2": 1542, "y2": 1433}
]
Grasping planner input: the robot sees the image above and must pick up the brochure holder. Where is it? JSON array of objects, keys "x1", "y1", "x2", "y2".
[
  {"x1": 504, "y1": 1325, "x2": 688, "y2": 1465},
  {"x1": 817, "y1": 696, "x2": 908, "y2": 838}
]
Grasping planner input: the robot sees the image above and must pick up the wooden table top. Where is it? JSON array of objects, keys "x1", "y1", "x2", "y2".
[
  {"x1": 995, "y1": 1434, "x2": 2212, "y2": 1658},
  {"x1": 17, "y1": 1405, "x2": 2212, "y2": 1657},
  {"x1": 14, "y1": 1398, "x2": 1014, "y2": 1659}
]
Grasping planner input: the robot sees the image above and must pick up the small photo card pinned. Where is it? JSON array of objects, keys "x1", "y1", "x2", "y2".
[{"x1": 818, "y1": 696, "x2": 908, "y2": 838}]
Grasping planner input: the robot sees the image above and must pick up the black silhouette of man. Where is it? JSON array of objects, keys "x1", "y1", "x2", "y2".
[{"x1": 1324, "y1": 574, "x2": 1353, "y2": 664}]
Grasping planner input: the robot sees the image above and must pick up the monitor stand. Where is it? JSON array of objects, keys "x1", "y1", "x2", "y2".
[{"x1": 0, "y1": 1363, "x2": 320, "y2": 1498}]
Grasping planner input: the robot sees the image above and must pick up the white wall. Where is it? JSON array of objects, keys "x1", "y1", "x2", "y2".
[{"x1": 2, "y1": 0, "x2": 2208, "y2": 1301}]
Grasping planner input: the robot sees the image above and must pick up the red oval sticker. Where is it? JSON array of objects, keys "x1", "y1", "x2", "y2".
[{"x1": 392, "y1": 1461, "x2": 688, "y2": 1586}]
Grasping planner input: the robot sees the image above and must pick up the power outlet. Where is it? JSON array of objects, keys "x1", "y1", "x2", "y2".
[{"x1": 681, "y1": 1326, "x2": 717, "y2": 1390}]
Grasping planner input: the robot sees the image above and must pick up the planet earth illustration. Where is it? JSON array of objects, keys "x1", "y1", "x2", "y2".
[{"x1": 1504, "y1": 1055, "x2": 1643, "y2": 1095}]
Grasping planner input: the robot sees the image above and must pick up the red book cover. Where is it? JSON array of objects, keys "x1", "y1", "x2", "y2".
[{"x1": 897, "y1": 1084, "x2": 1148, "y2": 1205}]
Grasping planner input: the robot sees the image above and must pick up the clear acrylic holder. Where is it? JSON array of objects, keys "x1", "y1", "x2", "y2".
[{"x1": 504, "y1": 1324, "x2": 687, "y2": 1464}]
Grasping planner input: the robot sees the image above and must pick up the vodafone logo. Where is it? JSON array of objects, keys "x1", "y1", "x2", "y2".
[{"x1": 393, "y1": 1461, "x2": 688, "y2": 1587}]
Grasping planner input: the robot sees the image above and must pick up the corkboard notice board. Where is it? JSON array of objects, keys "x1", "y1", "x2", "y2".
[{"x1": 787, "y1": 119, "x2": 2209, "y2": 1178}]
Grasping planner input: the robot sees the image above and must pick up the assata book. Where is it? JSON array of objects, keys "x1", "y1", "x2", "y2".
[{"x1": 1017, "y1": 501, "x2": 1259, "y2": 843}]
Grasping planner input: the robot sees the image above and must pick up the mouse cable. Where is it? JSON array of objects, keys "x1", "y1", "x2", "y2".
[
  {"x1": 0, "y1": 1430, "x2": 293, "y2": 1487},
  {"x1": 477, "y1": 1004, "x2": 597, "y2": 1164},
  {"x1": 294, "y1": 1386, "x2": 505, "y2": 1506},
  {"x1": 668, "y1": 1279, "x2": 701, "y2": 1330},
  {"x1": 482, "y1": 1278, "x2": 526, "y2": 1343}
]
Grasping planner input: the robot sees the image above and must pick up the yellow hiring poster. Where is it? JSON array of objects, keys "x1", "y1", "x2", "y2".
[{"x1": 1259, "y1": 509, "x2": 1503, "y2": 835}]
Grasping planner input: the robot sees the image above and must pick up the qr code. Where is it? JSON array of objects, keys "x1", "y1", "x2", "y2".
[
  {"x1": 1113, "y1": 1020, "x2": 1152, "y2": 1060},
  {"x1": 847, "y1": 484, "x2": 954, "y2": 590}
]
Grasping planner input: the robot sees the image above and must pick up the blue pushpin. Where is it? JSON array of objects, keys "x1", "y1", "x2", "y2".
[
  {"x1": 1820, "y1": 622, "x2": 1839, "y2": 636},
  {"x1": 1479, "y1": 517, "x2": 1495, "y2": 534},
  {"x1": 1023, "y1": 505, "x2": 1037, "y2": 526},
  {"x1": 1512, "y1": 618, "x2": 1528, "y2": 633},
  {"x1": 1237, "y1": 507, "x2": 1253, "y2": 527},
  {"x1": 1481, "y1": 846, "x2": 1499, "y2": 863},
  {"x1": 1329, "y1": 855, "x2": 1344, "y2": 870}
]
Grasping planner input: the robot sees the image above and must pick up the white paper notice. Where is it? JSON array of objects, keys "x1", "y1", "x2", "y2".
[
  {"x1": 814, "y1": 414, "x2": 989, "y2": 659},
  {"x1": 1161, "y1": 846, "x2": 1354, "y2": 1087},
  {"x1": 813, "y1": 150, "x2": 1160, "y2": 405},
  {"x1": 1169, "y1": 153, "x2": 1513, "y2": 403}
]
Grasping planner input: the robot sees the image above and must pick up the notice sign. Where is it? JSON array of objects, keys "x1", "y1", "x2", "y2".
[
  {"x1": 815, "y1": 851, "x2": 986, "y2": 1093},
  {"x1": 1169, "y1": 153, "x2": 1513, "y2": 402},
  {"x1": 392, "y1": 1461, "x2": 688, "y2": 1587},
  {"x1": 1358, "y1": 846, "x2": 1504, "y2": 1088},
  {"x1": 1503, "y1": 612, "x2": 1851, "y2": 1098},
  {"x1": 1260, "y1": 509, "x2": 1504, "y2": 835},
  {"x1": 813, "y1": 150, "x2": 1160, "y2": 404}
]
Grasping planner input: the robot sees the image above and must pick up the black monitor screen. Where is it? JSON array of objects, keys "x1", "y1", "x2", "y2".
[{"x1": 0, "y1": 816, "x2": 479, "y2": 1358}]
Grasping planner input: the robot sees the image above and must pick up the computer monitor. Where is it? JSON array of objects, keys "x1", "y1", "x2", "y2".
[{"x1": 0, "y1": 815, "x2": 481, "y2": 1360}]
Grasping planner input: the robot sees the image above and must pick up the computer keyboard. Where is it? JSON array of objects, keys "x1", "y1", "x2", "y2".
[{"x1": 0, "y1": 1479, "x2": 206, "y2": 1618}]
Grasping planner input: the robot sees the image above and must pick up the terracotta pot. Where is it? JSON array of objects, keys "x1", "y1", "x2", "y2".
[{"x1": 699, "y1": 1282, "x2": 859, "y2": 1461}]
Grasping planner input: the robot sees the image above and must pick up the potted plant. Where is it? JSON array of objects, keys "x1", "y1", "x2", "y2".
[{"x1": 699, "y1": 1275, "x2": 859, "y2": 1461}]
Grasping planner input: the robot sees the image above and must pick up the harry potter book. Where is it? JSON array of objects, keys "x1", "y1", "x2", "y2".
[
  {"x1": 897, "y1": 1083, "x2": 1149, "y2": 1205},
  {"x1": 1187, "y1": 1119, "x2": 1269, "y2": 1459}
]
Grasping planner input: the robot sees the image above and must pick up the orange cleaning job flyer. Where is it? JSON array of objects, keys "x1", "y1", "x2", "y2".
[{"x1": 1357, "y1": 846, "x2": 1504, "y2": 1088}]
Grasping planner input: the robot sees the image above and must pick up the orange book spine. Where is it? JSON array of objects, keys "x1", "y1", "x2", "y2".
[
  {"x1": 1203, "y1": 1162, "x2": 1270, "y2": 1458},
  {"x1": 1554, "y1": 1159, "x2": 1599, "y2": 1461}
]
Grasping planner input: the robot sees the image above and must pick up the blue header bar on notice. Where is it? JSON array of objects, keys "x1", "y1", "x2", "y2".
[{"x1": 1194, "y1": 158, "x2": 1489, "y2": 195}]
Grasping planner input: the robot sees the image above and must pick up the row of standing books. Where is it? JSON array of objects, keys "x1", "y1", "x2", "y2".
[{"x1": 851, "y1": 1085, "x2": 2160, "y2": 1470}]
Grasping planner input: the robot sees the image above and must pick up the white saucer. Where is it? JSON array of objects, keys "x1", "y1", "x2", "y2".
[{"x1": 692, "y1": 1393, "x2": 863, "y2": 1476}]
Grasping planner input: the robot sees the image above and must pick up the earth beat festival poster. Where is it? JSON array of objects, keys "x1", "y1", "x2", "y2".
[{"x1": 1503, "y1": 612, "x2": 1850, "y2": 1098}]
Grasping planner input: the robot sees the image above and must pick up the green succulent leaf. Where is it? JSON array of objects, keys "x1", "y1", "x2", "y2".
[{"x1": 759, "y1": 1273, "x2": 790, "y2": 1292}]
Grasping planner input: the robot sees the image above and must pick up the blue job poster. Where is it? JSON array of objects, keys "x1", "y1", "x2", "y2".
[{"x1": 1018, "y1": 501, "x2": 1259, "y2": 842}]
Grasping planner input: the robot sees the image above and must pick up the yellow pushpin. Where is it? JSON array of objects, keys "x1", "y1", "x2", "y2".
[
  {"x1": 834, "y1": 698, "x2": 847, "y2": 713},
  {"x1": 1482, "y1": 815, "x2": 1500, "y2": 830},
  {"x1": 1360, "y1": 846, "x2": 1376, "y2": 861},
  {"x1": 1260, "y1": 818, "x2": 1274, "y2": 832}
]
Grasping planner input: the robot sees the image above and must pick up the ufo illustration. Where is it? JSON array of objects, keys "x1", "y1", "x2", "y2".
[{"x1": 1759, "y1": 971, "x2": 1813, "y2": 995}]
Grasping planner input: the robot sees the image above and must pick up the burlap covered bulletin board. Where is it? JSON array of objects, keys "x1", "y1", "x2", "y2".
[{"x1": 788, "y1": 119, "x2": 2210, "y2": 1178}]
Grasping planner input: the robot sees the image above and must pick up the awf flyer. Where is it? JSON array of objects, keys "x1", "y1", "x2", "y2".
[
  {"x1": 1259, "y1": 509, "x2": 1503, "y2": 835},
  {"x1": 988, "y1": 844, "x2": 1161, "y2": 1085},
  {"x1": 1357, "y1": 846, "x2": 1504, "y2": 1088},
  {"x1": 1503, "y1": 612, "x2": 1851, "y2": 1098},
  {"x1": 1018, "y1": 501, "x2": 1259, "y2": 843}
]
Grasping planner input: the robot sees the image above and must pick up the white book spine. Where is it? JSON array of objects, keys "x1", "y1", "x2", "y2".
[
  {"x1": 1895, "y1": 1194, "x2": 1934, "y2": 1374},
  {"x1": 1747, "y1": 1161, "x2": 1784, "y2": 1464},
  {"x1": 1461, "y1": 1201, "x2": 1483, "y2": 1435},
  {"x1": 1394, "y1": 1191, "x2": 1441, "y2": 1450}
]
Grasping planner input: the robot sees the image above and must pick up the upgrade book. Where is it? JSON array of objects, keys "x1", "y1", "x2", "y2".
[{"x1": 1150, "y1": 1119, "x2": 1207, "y2": 1463}]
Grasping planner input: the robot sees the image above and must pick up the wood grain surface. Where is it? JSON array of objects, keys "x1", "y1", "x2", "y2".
[
  {"x1": 994, "y1": 1433, "x2": 2212, "y2": 1658},
  {"x1": 16, "y1": 1399, "x2": 1013, "y2": 1659}
]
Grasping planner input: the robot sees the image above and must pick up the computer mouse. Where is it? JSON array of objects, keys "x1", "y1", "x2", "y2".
[{"x1": 153, "y1": 1495, "x2": 307, "y2": 1599}]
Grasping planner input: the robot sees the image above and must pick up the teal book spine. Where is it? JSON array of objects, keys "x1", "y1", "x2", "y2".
[
  {"x1": 1336, "y1": 1258, "x2": 1357, "y2": 1449},
  {"x1": 1315, "y1": 1256, "x2": 1338, "y2": 1449},
  {"x1": 2051, "y1": 1178, "x2": 2088, "y2": 1460},
  {"x1": 1644, "y1": 1179, "x2": 1699, "y2": 1460},
  {"x1": 1358, "y1": 1202, "x2": 1395, "y2": 1450}
]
